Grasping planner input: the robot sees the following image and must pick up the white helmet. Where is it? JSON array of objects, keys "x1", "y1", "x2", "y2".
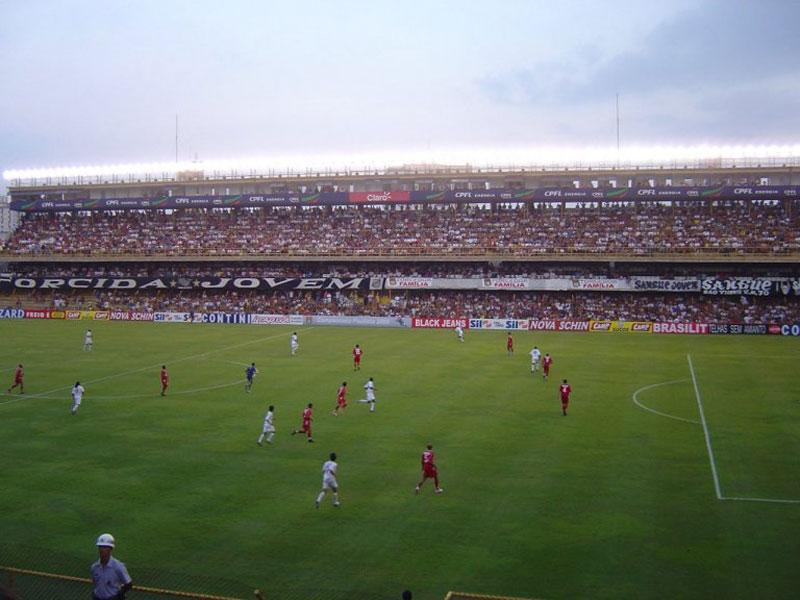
[{"x1": 96, "y1": 533, "x2": 115, "y2": 548}]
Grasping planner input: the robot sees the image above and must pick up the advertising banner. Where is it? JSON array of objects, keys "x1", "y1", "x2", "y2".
[
  {"x1": 708, "y1": 323, "x2": 768, "y2": 335},
  {"x1": 652, "y1": 323, "x2": 709, "y2": 334},
  {"x1": 13, "y1": 186, "x2": 800, "y2": 212},
  {"x1": 481, "y1": 278, "x2": 531, "y2": 290},
  {"x1": 780, "y1": 324, "x2": 800, "y2": 336},
  {"x1": 699, "y1": 277, "x2": 800, "y2": 297},
  {"x1": 384, "y1": 277, "x2": 433, "y2": 289},
  {"x1": 23, "y1": 309, "x2": 52, "y2": 319},
  {"x1": 572, "y1": 279, "x2": 630, "y2": 291},
  {"x1": 411, "y1": 317, "x2": 469, "y2": 329},
  {"x1": 191, "y1": 313, "x2": 251, "y2": 324},
  {"x1": 610, "y1": 321, "x2": 653, "y2": 332},
  {"x1": 631, "y1": 278, "x2": 702, "y2": 292},
  {"x1": 0, "y1": 276, "x2": 371, "y2": 292},
  {"x1": 154, "y1": 312, "x2": 190, "y2": 323},
  {"x1": 250, "y1": 314, "x2": 305, "y2": 325},
  {"x1": 589, "y1": 320, "x2": 614, "y2": 332},
  {"x1": 523, "y1": 319, "x2": 590, "y2": 331},
  {"x1": 0, "y1": 308, "x2": 25, "y2": 319},
  {"x1": 701, "y1": 278, "x2": 775, "y2": 296},
  {"x1": 59, "y1": 310, "x2": 109, "y2": 320},
  {"x1": 109, "y1": 311, "x2": 155, "y2": 321},
  {"x1": 467, "y1": 318, "x2": 529, "y2": 330},
  {"x1": 349, "y1": 191, "x2": 410, "y2": 203},
  {"x1": 311, "y1": 315, "x2": 409, "y2": 328}
]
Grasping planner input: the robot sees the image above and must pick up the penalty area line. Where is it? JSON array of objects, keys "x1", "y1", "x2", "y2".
[
  {"x1": 687, "y1": 353, "x2": 724, "y2": 500},
  {"x1": 722, "y1": 496, "x2": 800, "y2": 505},
  {"x1": 687, "y1": 354, "x2": 800, "y2": 506}
]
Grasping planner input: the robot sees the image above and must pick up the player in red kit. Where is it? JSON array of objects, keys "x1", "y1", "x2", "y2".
[
  {"x1": 506, "y1": 333, "x2": 514, "y2": 356},
  {"x1": 160, "y1": 365, "x2": 169, "y2": 396},
  {"x1": 7, "y1": 364, "x2": 24, "y2": 394},
  {"x1": 542, "y1": 353, "x2": 552, "y2": 381},
  {"x1": 415, "y1": 444, "x2": 443, "y2": 494},
  {"x1": 559, "y1": 379, "x2": 572, "y2": 416},
  {"x1": 333, "y1": 382, "x2": 347, "y2": 416},
  {"x1": 352, "y1": 344, "x2": 363, "y2": 371},
  {"x1": 292, "y1": 402, "x2": 314, "y2": 442}
]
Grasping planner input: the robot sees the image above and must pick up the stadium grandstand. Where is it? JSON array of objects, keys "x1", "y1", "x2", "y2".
[{"x1": 2, "y1": 153, "x2": 799, "y2": 329}]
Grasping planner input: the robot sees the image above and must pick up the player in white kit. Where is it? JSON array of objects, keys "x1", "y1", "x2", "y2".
[
  {"x1": 315, "y1": 452, "x2": 340, "y2": 508},
  {"x1": 290, "y1": 332, "x2": 299, "y2": 356},
  {"x1": 455, "y1": 325, "x2": 464, "y2": 342},
  {"x1": 530, "y1": 346, "x2": 541, "y2": 373},
  {"x1": 358, "y1": 377, "x2": 376, "y2": 412},
  {"x1": 257, "y1": 405, "x2": 276, "y2": 446},
  {"x1": 84, "y1": 329, "x2": 93, "y2": 352},
  {"x1": 70, "y1": 381, "x2": 85, "y2": 414}
]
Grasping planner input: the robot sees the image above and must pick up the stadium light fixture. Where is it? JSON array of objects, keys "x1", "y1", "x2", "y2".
[{"x1": 4, "y1": 144, "x2": 800, "y2": 181}]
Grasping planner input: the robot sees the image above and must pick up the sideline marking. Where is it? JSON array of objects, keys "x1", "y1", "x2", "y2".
[
  {"x1": 632, "y1": 379, "x2": 699, "y2": 424},
  {"x1": 688, "y1": 353, "x2": 724, "y2": 499},
  {"x1": 0, "y1": 328, "x2": 308, "y2": 408},
  {"x1": 688, "y1": 354, "x2": 800, "y2": 505},
  {"x1": 19, "y1": 379, "x2": 247, "y2": 400}
]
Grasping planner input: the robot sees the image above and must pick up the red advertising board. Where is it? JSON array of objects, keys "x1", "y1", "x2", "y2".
[
  {"x1": 652, "y1": 323, "x2": 709, "y2": 334},
  {"x1": 110, "y1": 311, "x2": 155, "y2": 321},
  {"x1": 412, "y1": 317, "x2": 468, "y2": 329},
  {"x1": 24, "y1": 309, "x2": 52, "y2": 319},
  {"x1": 528, "y1": 319, "x2": 590, "y2": 332}
]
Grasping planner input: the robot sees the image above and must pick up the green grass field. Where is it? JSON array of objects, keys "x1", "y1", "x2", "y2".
[{"x1": 1, "y1": 320, "x2": 799, "y2": 600}]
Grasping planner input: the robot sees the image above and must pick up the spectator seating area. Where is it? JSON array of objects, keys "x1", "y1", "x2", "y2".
[
  {"x1": 2, "y1": 202, "x2": 798, "y2": 323},
  {"x1": 2, "y1": 202, "x2": 798, "y2": 257},
  {"x1": 2, "y1": 287, "x2": 798, "y2": 323}
]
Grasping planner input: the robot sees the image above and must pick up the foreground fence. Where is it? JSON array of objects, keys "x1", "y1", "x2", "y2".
[
  {"x1": 1, "y1": 566, "x2": 537, "y2": 600},
  {"x1": 444, "y1": 593, "x2": 534, "y2": 600},
  {"x1": 0, "y1": 566, "x2": 261, "y2": 600}
]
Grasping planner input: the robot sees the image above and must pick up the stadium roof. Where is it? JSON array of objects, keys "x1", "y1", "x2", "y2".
[{"x1": 4, "y1": 144, "x2": 800, "y2": 184}]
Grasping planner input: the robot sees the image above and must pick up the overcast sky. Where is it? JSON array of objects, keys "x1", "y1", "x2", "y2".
[{"x1": 1, "y1": 0, "x2": 798, "y2": 181}]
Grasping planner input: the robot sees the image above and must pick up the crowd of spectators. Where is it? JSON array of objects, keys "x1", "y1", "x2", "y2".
[
  {"x1": 3, "y1": 201, "x2": 798, "y2": 257},
  {"x1": 3, "y1": 288, "x2": 798, "y2": 323}
]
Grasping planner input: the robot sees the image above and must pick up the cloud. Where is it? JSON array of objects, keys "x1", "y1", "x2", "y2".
[{"x1": 479, "y1": 0, "x2": 800, "y2": 107}]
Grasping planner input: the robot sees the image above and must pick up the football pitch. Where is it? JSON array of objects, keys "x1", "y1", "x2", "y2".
[{"x1": 1, "y1": 320, "x2": 799, "y2": 600}]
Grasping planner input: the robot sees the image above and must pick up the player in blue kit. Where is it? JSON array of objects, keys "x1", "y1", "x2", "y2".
[{"x1": 245, "y1": 362, "x2": 258, "y2": 393}]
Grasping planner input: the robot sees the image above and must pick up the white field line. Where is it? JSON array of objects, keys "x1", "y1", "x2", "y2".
[
  {"x1": 687, "y1": 354, "x2": 724, "y2": 499},
  {"x1": 29, "y1": 379, "x2": 247, "y2": 400},
  {"x1": 0, "y1": 328, "x2": 308, "y2": 408},
  {"x1": 632, "y1": 379, "x2": 700, "y2": 424},
  {"x1": 688, "y1": 354, "x2": 800, "y2": 506},
  {"x1": 722, "y1": 496, "x2": 800, "y2": 505}
]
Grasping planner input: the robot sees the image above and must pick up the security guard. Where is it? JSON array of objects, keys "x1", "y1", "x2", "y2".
[{"x1": 90, "y1": 534, "x2": 132, "y2": 600}]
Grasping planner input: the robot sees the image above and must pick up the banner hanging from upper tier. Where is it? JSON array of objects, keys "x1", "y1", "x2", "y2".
[
  {"x1": 10, "y1": 185, "x2": 800, "y2": 212},
  {"x1": 0, "y1": 275, "x2": 372, "y2": 291}
]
